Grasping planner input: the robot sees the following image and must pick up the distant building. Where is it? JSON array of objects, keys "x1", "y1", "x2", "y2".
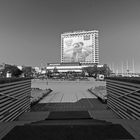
[
  {"x1": 61, "y1": 30, "x2": 99, "y2": 64},
  {"x1": 47, "y1": 62, "x2": 82, "y2": 72},
  {"x1": 47, "y1": 62, "x2": 103, "y2": 73},
  {"x1": 6, "y1": 71, "x2": 12, "y2": 78},
  {"x1": 46, "y1": 30, "x2": 100, "y2": 72},
  {"x1": 34, "y1": 67, "x2": 43, "y2": 74}
]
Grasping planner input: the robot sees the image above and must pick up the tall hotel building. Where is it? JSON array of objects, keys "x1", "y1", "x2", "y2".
[
  {"x1": 61, "y1": 30, "x2": 99, "y2": 64},
  {"x1": 47, "y1": 30, "x2": 100, "y2": 72}
]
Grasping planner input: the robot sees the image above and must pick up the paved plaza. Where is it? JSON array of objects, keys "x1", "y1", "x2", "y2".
[{"x1": 31, "y1": 78, "x2": 106, "y2": 104}]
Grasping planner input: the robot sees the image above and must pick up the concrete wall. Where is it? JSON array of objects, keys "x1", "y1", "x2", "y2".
[
  {"x1": 106, "y1": 77, "x2": 140, "y2": 120},
  {"x1": 0, "y1": 78, "x2": 31, "y2": 122}
]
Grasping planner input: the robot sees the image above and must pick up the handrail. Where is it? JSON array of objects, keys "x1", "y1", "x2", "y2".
[
  {"x1": 118, "y1": 89, "x2": 140, "y2": 99},
  {"x1": 0, "y1": 92, "x2": 18, "y2": 100}
]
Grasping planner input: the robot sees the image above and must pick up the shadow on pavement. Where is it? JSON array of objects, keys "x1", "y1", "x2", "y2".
[{"x1": 31, "y1": 98, "x2": 107, "y2": 112}]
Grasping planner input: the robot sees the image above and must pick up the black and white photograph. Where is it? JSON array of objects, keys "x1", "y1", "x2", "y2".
[{"x1": 0, "y1": 0, "x2": 140, "y2": 139}]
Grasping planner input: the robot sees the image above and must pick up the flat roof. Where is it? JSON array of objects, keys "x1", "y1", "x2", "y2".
[
  {"x1": 62, "y1": 30, "x2": 98, "y2": 35},
  {"x1": 47, "y1": 62, "x2": 81, "y2": 66}
]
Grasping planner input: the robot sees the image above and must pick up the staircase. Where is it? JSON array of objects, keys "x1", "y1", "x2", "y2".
[{"x1": 1, "y1": 111, "x2": 134, "y2": 140}]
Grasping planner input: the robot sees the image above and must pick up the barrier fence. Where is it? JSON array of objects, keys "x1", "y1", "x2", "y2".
[
  {"x1": 106, "y1": 77, "x2": 140, "y2": 120},
  {"x1": 0, "y1": 78, "x2": 31, "y2": 122}
]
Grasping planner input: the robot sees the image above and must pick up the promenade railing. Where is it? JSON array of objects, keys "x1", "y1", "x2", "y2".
[
  {"x1": 0, "y1": 78, "x2": 31, "y2": 122},
  {"x1": 106, "y1": 77, "x2": 140, "y2": 120}
]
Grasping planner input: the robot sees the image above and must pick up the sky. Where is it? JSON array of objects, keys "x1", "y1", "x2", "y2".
[{"x1": 0, "y1": 0, "x2": 140, "y2": 72}]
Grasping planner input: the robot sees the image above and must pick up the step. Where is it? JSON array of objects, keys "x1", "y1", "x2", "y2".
[
  {"x1": 0, "y1": 121, "x2": 31, "y2": 140},
  {"x1": 30, "y1": 119, "x2": 112, "y2": 126},
  {"x1": 47, "y1": 111, "x2": 91, "y2": 120},
  {"x1": 2, "y1": 124, "x2": 134, "y2": 140},
  {"x1": 17, "y1": 112, "x2": 50, "y2": 121}
]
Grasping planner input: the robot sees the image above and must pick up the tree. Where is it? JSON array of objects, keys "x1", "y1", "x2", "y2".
[
  {"x1": 103, "y1": 64, "x2": 112, "y2": 77},
  {"x1": 1, "y1": 64, "x2": 23, "y2": 78},
  {"x1": 22, "y1": 66, "x2": 33, "y2": 77},
  {"x1": 81, "y1": 70, "x2": 85, "y2": 77},
  {"x1": 82, "y1": 65, "x2": 98, "y2": 77},
  {"x1": 31, "y1": 68, "x2": 37, "y2": 78},
  {"x1": 53, "y1": 67, "x2": 58, "y2": 73},
  {"x1": 82, "y1": 64, "x2": 111, "y2": 78},
  {"x1": 46, "y1": 70, "x2": 52, "y2": 78},
  {"x1": 97, "y1": 64, "x2": 111, "y2": 77}
]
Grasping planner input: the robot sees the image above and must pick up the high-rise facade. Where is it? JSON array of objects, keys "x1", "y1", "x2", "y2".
[{"x1": 61, "y1": 30, "x2": 99, "y2": 64}]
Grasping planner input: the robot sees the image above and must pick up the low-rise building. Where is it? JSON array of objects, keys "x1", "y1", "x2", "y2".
[{"x1": 47, "y1": 62, "x2": 103, "y2": 73}]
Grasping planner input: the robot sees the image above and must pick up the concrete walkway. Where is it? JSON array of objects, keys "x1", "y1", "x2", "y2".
[{"x1": 32, "y1": 78, "x2": 105, "y2": 104}]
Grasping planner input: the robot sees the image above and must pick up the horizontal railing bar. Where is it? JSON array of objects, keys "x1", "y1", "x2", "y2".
[
  {"x1": 0, "y1": 84, "x2": 30, "y2": 95},
  {"x1": 1, "y1": 102, "x2": 29, "y2": 121},
  {"x1": 108, "y1": 100, "x2": 137, "y2": 119},
  {"x1": 0, "y1": 86, "x2": 30, "y2": 100},
  {"x1": 106, "y1": 79, "x2": 140, "y2": 88},
  {"x1": 108, "y1": 99, "x2": 139, "y2": 119},
  {"x1": 118, "y1": 89, "x2": 140, "y2": 99},
  {"x1": 0, "y1": 92, "x2": 18, "y2": 100},
  {"x1": 0, "y1": 82, "x2": 30, "y2": 92},
  {"x1": 110, "y1": 95, "x2": 140, "y2": 113},
  {"x1": 0, "y1": 97, "x2": 29, "y2": 116},
  {"x1": 0, "y1": 79, "x2": 31, "y2": 88},
  {"x1": 107, "y1": 81, "x2": 139, "y2": 91}
]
